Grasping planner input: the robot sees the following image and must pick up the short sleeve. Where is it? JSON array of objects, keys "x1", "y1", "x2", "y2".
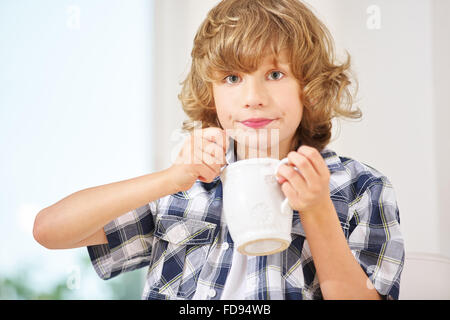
[
  {"x1": 348, "y1": 179, "x2": 405, "y2": 300},
  {"x1": 87, "y1": 201, "x2": 157, "y2": 280}
]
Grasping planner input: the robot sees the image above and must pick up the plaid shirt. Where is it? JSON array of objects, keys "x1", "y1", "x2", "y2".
[{"x1": 87, "y1": 147, "x2": 405, "y2": 300}]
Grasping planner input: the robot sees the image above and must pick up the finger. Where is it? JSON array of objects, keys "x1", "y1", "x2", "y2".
[
  {"x1": 201, "y1": 151, "x2": 223, "y2": 173},
  {"x1": 297, "y1": 145, "x2": 329, "y2": 177},
  {"x1": 277, "y1": 163, "x2": 307, "y2": 193},
  {"x1": 201, "y1": 141, "x2": 227, "y2": 168},
  {"x1": 280, "y1": 180, "x2": 299, "y2": 203},
  {"x1": 193, "y1": 153, "x2": 219, "y2": 182},
  {"x1": 201, "y1": 127, "x2": 229, "y2": 152},
  {"x1": 287, "y1": 151, "x2": 317, "y2": 186},
  {"x1": 195, "y1": 142, "x2": 225, "y2": 173},
  {"x1": 277, "y1": 175, "x2": 287, "y2": 184},
  {"x1": 189, "y1": 135, "x2": 212, "y2": 164},
  {"x1": 202, "y1": 138, "x2": 227, "y2": 164},
  {"x1": 176, "y1": 136, "x2": 196, "y2": 165}
]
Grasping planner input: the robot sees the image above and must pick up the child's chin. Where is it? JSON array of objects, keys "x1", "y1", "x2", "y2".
[
  {"x1": 235, "y1": 132, "x2": 280, "y2": 147},
  {"x1": 234, "y1": 141, "x2": 281, "y2": 158},
  {"x1": 228, "y1": 127, "x2": 279, "y2": 140}
]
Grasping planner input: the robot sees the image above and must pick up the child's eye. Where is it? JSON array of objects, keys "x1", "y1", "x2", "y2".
[
  {"x1": 268, "y1": 71, "x2": 284, "y2": 80},
  {"x1": 223, "y1": 71, "x2": 284, "y2": 84},
  {"x1": 224, "y1": 74, "x2": 241, "y2": 84}
]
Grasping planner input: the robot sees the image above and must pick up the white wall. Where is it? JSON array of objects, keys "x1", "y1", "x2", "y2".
[
  {"x1": 152, "y1": 0, "x2": 220, "y2": 170},
  {"x1": 307, "y1": 0, "x2": 449, "y2": 257},
  {"x1": 151, "y1": 0, "x2": 450, "y2": 257},
  {"x1": 432, "y1": 0, "x2": 450, "y2": 258}
]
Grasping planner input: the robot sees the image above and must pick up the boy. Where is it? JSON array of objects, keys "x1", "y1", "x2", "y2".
[{"x1": 33, "y1": 0, "x2": 404, "y2": 300}]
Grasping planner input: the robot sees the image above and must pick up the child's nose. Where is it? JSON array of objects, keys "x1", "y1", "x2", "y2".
[
  {"x1": 243, "y1": 79, "x2": 268, "y2": 108},
  {"x1": 244, "y1": 102, "x2": 264, "y2": 108}
]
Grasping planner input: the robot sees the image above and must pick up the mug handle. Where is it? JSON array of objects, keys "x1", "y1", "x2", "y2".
[{"x1": 275, "y1": 158, "x2": 299, "y2": 216}]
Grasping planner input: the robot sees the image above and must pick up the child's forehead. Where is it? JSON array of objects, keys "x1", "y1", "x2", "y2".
[{"x1": 259, "y1": 50, "x2": 291, "y2": 67}]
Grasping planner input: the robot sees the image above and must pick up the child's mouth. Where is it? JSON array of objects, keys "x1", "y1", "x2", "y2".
[{"x1": 240, "y1": 118, "x2": 275, "y2": 129}]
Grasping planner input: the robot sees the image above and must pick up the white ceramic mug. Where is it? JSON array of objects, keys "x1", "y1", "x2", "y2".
[{"x1": 220, "y1": 157, "x2": 295, "y2": 256}]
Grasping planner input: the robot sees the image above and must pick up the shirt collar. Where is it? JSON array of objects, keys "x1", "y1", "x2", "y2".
[{"x1": 320, "y1": 147, "x2": 346, "y2": 173}]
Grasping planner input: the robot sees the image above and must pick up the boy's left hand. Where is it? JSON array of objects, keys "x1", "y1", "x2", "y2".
[{"x1": 276, "y1": 145, "x2": 331, "y2": 214}]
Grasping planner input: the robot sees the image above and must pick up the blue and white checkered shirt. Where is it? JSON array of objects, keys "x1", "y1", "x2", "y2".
[{"x1": 87, "y1": 147, "x2": 405, "y2": 300}]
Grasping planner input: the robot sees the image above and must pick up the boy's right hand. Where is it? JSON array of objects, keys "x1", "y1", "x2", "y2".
[{"x1": 168, "y1": 127, "x2": 229, "y2": 192}]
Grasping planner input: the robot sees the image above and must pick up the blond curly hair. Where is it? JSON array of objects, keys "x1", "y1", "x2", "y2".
[{"x1": 178, "y1": 0, "x2": 361, "y2": 151}]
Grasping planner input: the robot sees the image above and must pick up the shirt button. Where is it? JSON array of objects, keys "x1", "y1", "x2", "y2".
[
  {"x1": 222, "y1": 242, "x2": 229, "y2": 250},
  {"x1": 208, "y1": 289, "x2": 216, "y2": 298}
]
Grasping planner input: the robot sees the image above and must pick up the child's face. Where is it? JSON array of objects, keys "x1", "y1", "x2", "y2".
[{"x1": 212, "y1": 49, "x2": 303, "y2": 158}]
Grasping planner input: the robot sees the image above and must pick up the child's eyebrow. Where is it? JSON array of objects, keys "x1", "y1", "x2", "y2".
[
  {"x1": 268, "y1": 62, "x2": 289, "y2": 68},
  {"x1": 261, "y1": 61, "x2": 290, "y2": 70},
  {"x1": 262, "y1": 55, "x2": 291, "y2": 69}
]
